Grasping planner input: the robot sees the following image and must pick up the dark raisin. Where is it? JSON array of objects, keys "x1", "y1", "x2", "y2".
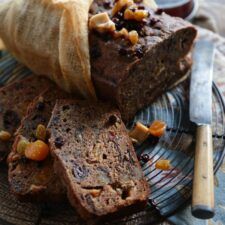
[
  {"x1": 137, "y1": 5, "x2": 145, "y2": 10},
  {"x1": 36, "y1": 102, "x2": 45, "y2": 111},
  {"x1": 112, "y1": 17, "x2": 119, "y2": 24},
  {"x1": 36, "y1": 161, "x2": 44, "y2": 168},
  {"x1": 77, "y1": 125, "x2": 84, "y2": 133},
  {"x1": 62, "y1": 105, "x2": 70, "y2": 111},
  {"x1": 135, "y1": 48, "x2": 144, "y2": 58},
  {"x1": 121, "y1": 188, "x2": 130, "y2": 199},
  {"x1": 3, "y1": 110, "x2": 20, "y2": 130},
  {"x1": 140, "y1": 154, "x2": 149, "y2": 163},
  {"x1": 115, "y1": 20, "x2": 125, "y2": 30},
  {"x1": 54, "y1": 137, "x2": 64, "y2": 148},
  {"x1": 119, "y1": 47, "x2": 128, "y2": 56},
  {"x1": 117, "y1": 11, "x2": 123, "y2": 18},
  {"x1": 148, "y1": 135, "x2": 159, "y2": 145},
  {"x1": 150, "y1": 17, "x2": 158, "y2": 26},
  {"x1": 72, "y1": 164, "x2": 88, "y2": 180},
  {"x1": 90, "y1": 45, "x2": 102, "y2": 59},
  {"x1": 103, "y1": 0, "x2": 111, "y2": 8},
  {"x1": 0, "y1": 151, "x2": 7, "y2": 161},
  {"x1": 134, "y1": 0, "x2": 143, "y2": 3},
  {"x1": 66, "y1": 128, "x2": 71, "y2": 133},
  {"x1": 108, "y1": 115, "x2": 118, "y2": 125},
  {"x1": 156, "y1": 9, "x2": 163, "y2": 15},
  {"x1": 20, "y1": 156, "x2": 29, "y2": 164}
]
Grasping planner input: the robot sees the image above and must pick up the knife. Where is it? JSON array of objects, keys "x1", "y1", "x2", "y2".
[{"x1": 190, "y1": 40, "x2": 215, "y2": 219}]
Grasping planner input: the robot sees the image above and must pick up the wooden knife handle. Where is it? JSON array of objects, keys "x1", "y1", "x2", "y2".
[{"x1": 192, "y1": 124, "x2": 214, "y2": 219}]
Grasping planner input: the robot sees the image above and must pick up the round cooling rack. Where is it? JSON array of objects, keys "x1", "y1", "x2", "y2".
[
  {"x1": 0, "y1": 52, "x2": 225, "y2": 225},
  {"x1": 108, "y1": 81, "x2": 225, "y2": 225}
]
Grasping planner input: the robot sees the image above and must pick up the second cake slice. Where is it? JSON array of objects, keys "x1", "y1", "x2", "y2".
[{"x1": 48, "y1": 100, "x2": 149, "y2": 220}]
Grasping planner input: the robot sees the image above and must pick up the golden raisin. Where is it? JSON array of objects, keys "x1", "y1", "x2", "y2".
[
  {"x1": 129, "y1": 122, "x2": 149, "y2": 143},
  {"x1": 35, "y1": 124, "x2": 47, "y2": 141},
  {"x1": 155, "y1": 159, "x2": 171, "y2": 170},
  {"x1": 89, "y1": 12, "x2": 116, "y2": 33},
  {"x1": 149, "y1": 120, "x2": 166, "y2": 137},
  {"x1": 0, "y1": 130, "x2": 11, "y2": 141},
  {"x1": 114, "y1": 28, "x2": 129, "y2": 38},
  {"x1": 112, "y1": 0, "x2": 134, "y2": 16},
  {"x1": 17, "y1": 138, "x2": 30, "y2": 155},
  {"x1": 25, "y1": 140, "x2": 49, "y2": 161},
  {"x1": 124, "y1": 8, "x2": 135, "y2": 20},
  {"x1": 89, "y1": 189, "x2": 101, "y2": 198},
  {"x1": 128, "y1": 30, "x2": 139, "y2": 45},
  {"x1": 124, "y1": 9, "x2": 149, "y2": 21},
  {"x1": 134, "y1": 10, "x2": 149, "y2": 21}
]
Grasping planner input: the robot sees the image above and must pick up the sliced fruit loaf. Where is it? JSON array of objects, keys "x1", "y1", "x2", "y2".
[
  {"x1": 48, "y1": 100, "x2": 150, "y2": 221},
  {"x1": 0, "y1": 76, "x2": 52, "y2": 161},
  {"x1": 8, "y1": 86, "x2": 70, "y2": 202},
  {"x1": 89, "y1": 0, "x2": 197, "y2": 121}
]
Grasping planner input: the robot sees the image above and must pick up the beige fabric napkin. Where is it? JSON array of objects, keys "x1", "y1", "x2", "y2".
[{"x1": 193, "y1": 0, "x2": 225, "y2": 37}]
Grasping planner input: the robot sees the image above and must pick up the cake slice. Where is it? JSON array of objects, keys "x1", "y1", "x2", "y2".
[
  {"x1": 89, "y1": 0, "x2": 197, "y2": 121},
  {"x1": 8, "y1": 86, "x2": 70, "y2": 202},
  {"x1": 0, "y1": 76, "x2": 52, "y2": 161},
  {"x1": 48, "y1": 100, "x2": 149, "y2": 220}
]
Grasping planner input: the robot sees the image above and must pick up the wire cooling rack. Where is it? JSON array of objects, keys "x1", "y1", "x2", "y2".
[
  {"x1": 106, "y1": 80, "x2": 225, "y2": 225},
  {"x1": 0, "y1": 51, "x2": 225, "y2": 225}
]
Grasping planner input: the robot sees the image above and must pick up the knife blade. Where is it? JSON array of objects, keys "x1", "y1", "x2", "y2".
[
  {"x1": 190, "y1": 41, "x2": 214, "y2": 125},
  {"x1": 190, "y1": 40, "x2": 215, "y2": 219}
]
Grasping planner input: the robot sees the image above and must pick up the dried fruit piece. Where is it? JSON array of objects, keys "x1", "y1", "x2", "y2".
[
  {"x1": 149, "y1": 120, "x2": 166, "y2": 137},
  {"x1": 0, "y1": 130, "x2": 11, "y2": 141},
  {"x1": 89, "y1": 12, "x2": 116, "y2": 33},
  {"x1": 35, "y1": 124, "x2": 47, "y2": 141},
  {"x1": 112, "y1": 0, "x2": 134, "y2": 16},
  {"x1": 139, "y1": 153, "x2": 150, "y2": 163},
  {"x1": 128, "y1": 30, "x2": 139, "y2": 45},
  {"x1": 129, "y1": 122, "x2": 149, "y2": 143},
  {"x1": 17, "y1": 138, "x2": 30, "y2": 155},
  {"x1": 124, "y1": 8, "x2": 149, "y2": 21},
  {"x1": 114, "y1": 28, "x2": 129, "y2": 39},
  {"x1": 25, "y1": 140, "x2": 49, "y2": 161},
  {"x1": 155, "y1": 159, "x2": 171, "y2": 170},
  {"x1": 89, "y1": 189, "x2": 101, "y2": 198}
]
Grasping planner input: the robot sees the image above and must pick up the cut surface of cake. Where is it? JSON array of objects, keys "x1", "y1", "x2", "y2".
[
  {"x1": 48, "y1": 100, "x2": 150, "y2": 220},
  {"x1": 0, "y1": 76, "x2": 52, "y2": 161},
  {"x1": 8, "y1": 86, "x2": 69, "y2": 202}
]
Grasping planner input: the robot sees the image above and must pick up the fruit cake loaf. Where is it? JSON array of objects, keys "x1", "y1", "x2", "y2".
[
  {"x1": 0, "y1": 76, "x2": 52, "y2": 161},
  {"x1": 48, "y1": 100, "x2": 149, "y2": 220},
  {"x1": 89, "y1": 0, "x2": 197, "y2": 121},
  {"x1": 8, "y1": 87, "x2": 70, "y2": 202}
]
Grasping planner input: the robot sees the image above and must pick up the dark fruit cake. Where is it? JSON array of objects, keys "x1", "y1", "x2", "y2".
[
  {"x1": 89, "y1": 0, "x2": 197, "y2": 121},
  {"x1": 0, "y1": 76, "x2": 52, "y2": 161},
  {"x1": 8, "y1": 87, "x2": 70, "y2": 202},
  {"x1": 48, "y1": 100, "x2": 150, "y2": 220}
]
